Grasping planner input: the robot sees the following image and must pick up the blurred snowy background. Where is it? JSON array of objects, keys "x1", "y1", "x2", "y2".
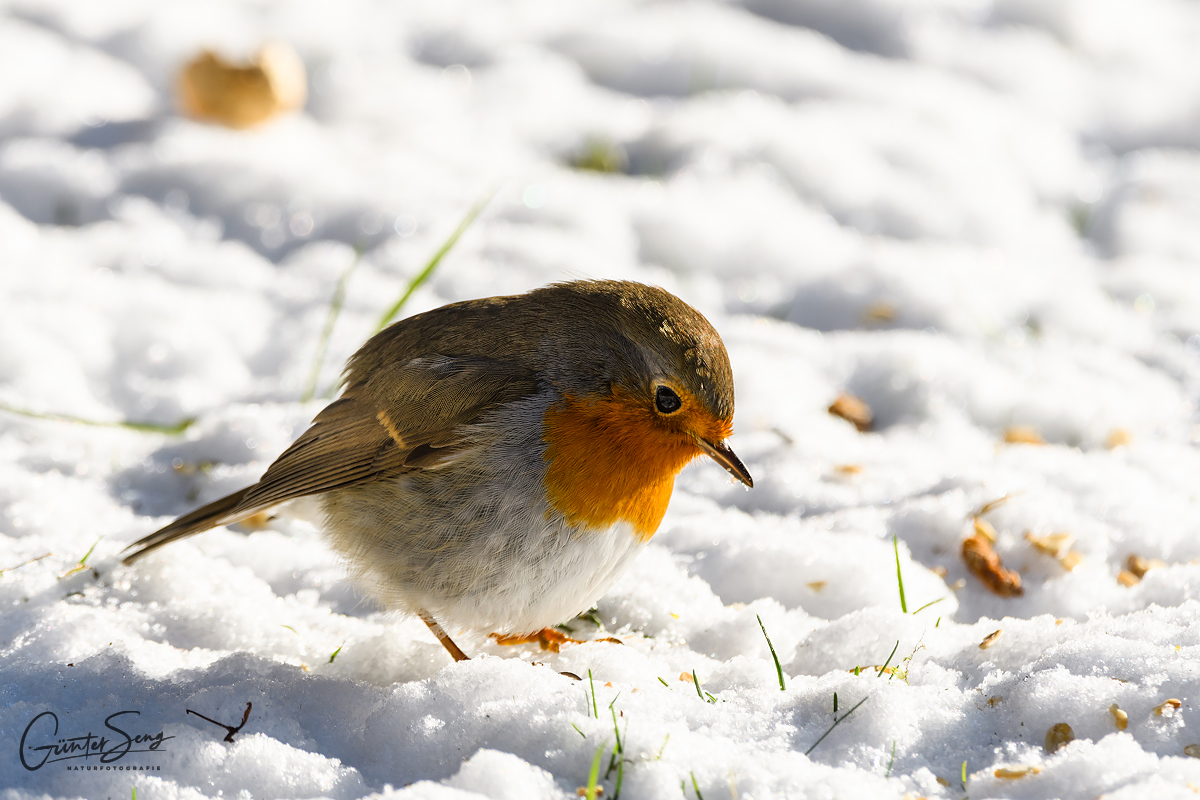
[{"x1": 4, "y1": 0, "x2": 1200, "y2": 798}]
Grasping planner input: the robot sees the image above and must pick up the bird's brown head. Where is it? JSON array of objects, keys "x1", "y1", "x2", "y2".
[{"x1": 539, "y1": 281, "x2": 752, "y2": 540}]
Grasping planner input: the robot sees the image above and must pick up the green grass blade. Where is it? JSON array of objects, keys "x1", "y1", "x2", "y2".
[
  {"x1": 912, "y1": 597, "x2": 945, "y2": 615},
  {"x1": 804, "y1": 695, "x2": 868, "y2": 756},
  {"x1": 303, "y1": 244, "x2": 363, "y2": 402},
  {"x1": 756, "y1": 614, "x2": 786, "y2": 690},
  {"x1": 374, "y1": 191, "x2": 494, "y2": 334},
  {"x1": 877, "y1": 640, "x2": 900, "y2": 678},
  {"x1": 59, "y1": 536, "x2": 104, "y2": 578},
  {"x1": 613, "y1": 718, "x2": 627, "y2": 800},
  {"x1": 582, "y1": 743, "x2": 605, "y2": 800},
  {"x1": 0, "y1": 402, "x2": 195, "y2": 435},
  {"x1": 893, "y1": 534, "x2": 908, "y2": 613},
  {"x1": 78, "y1": 537, "x2": 102, "y2": 566}
]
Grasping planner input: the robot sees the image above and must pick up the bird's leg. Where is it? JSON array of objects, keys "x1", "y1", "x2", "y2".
[
  {"x1": 490, "y1": 628, "x2": 586, "y2": 653},
  {"x1": 417, "y1": 609, "x2": 470, "y2": 662}
]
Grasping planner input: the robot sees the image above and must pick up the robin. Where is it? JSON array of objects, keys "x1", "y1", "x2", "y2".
[{"x1": 122, "y1": 280, "x2": 753, "y2": 661}]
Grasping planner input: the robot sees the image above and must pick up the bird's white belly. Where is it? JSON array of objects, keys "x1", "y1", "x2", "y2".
[
  {"x1": 320, "y1": 470, "x2": 649, "y2": 635},
  {"x1": 447, "y1": 517, "x2": 647, "y2": 635}
]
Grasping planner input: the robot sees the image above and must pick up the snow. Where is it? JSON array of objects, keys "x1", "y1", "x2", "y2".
[{"x1": 3, "y1": 0, "x2": 1200, "y2": 797}]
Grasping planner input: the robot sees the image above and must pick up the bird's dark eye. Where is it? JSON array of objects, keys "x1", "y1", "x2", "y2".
[{"x1": 654, "y1": 385, "x2": 682, "y2": 414}]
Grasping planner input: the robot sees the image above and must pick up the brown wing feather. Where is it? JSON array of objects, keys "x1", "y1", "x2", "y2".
[
  {"x1": 236, "y1": 393, "x2": 404, "y2": 511},
  {"x1": 122, "y1": 355, "x2": 539, "y2": 562},
  {"x1": 240, "y1": 357, "x2": 538, "y2": 510}
]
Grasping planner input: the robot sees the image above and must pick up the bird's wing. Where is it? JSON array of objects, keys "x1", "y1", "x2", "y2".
[
  {"x1": 122, "y1": 356, "x2": 539, "y2": 563},
  {"x1": 240, "y1": 355, "x2": 539, "y2": 510}
]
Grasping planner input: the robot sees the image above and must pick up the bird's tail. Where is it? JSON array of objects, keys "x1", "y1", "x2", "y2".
[{"x1": 121, "y1": 488, "x2": 263, "y2": 564}]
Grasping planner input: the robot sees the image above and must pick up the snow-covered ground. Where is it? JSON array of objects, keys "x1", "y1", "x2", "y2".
[{"x1": 4, "y1": 0, "x2": 1200, "y2": 797}]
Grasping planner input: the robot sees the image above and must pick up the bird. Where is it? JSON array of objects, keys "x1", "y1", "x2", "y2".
[{"x1": 122, "y1": 280, "x2": 753, "y2": 662}]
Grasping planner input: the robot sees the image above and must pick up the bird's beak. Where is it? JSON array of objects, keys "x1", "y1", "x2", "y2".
[{"x1": 694, "y1": 435, "x2": 754, "y2": 487}]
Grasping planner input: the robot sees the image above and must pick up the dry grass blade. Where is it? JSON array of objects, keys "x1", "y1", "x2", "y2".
[
  {"x1": 975, "y1": 493, "x2": 1016, "y2": 516},
  {"x1": 1, "y1": 552, "x2": 52, "y2": 576}
]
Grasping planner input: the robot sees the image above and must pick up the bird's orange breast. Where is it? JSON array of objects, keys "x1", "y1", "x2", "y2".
[{"x1": 541, "y1": 386, "x2": 720, "y2": 540}]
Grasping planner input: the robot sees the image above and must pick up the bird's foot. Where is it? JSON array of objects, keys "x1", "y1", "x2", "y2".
[
  {"x1": 490, "y1": 629, "x2": 626, "y2": 652},
  {"x1": 490, "y1": 628, "x2": 586, "y2": 653}
]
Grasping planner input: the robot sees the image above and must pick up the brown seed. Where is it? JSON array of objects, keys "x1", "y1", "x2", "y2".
[
  {"x1": 1003, "y1": 426, "x2": 1045, "y2": 445},
  {"x1": 979, "y1": 629, "x2": 1003, "y2": 650},
  {"x1": 1126, "y1": 554, "x2": 1166, "y2": 579},
  {"x1": 994, "y1": 766, "x2": 1042, "y2": 779},
  {"x1": 177, "y1": 42, "x2": 307, "y2": 129},
  {"x1": 1025, "y1": 531, "x2": 1073, "y2": 558},
  {"x1": 862, "y1": 302, "x2": 897, "y2": 323},
  {"x1": 935, "y1": 776, "x2": 951, "y2": 787},
  {"x1": 1185, "y1": 744, "x2": 1200, "y2": 758},
  {"x1": 973, "y1": 517, "x2": 998, "y2": 543},
  {"x1": 828, "y1": 393, "x2": 873, "y2": 432},
  {"x1": 679, "y1": 672, "x2": 695, "y2": 683},
  {"x1": 1110, "y1": 704, "x2": 1128, "y2": 730},
  {"x1": 1058, "y1": 550, "x2": 1084, "y2": 571},
  {"x1": 987, "y1": 695, "x2": 1003, "y2": 707},
  {"x1": 1117, "y1": 570, "x2": 1140, "y2": 587},
  {"x1": 807, "y1": 581, "x2": 827, "y2": 592},
  {"x1": 1107, "y1": 428, "x2": 1133, "y2": 448},
  {"x1": 962, "y1": 534, "x2": 1024, "y2": 597},
  {"x1": 1045, "y1": 722, "x2": 1075, "y2": 753},
  {"x1": 577, "y1": 787, "x2": 605, "y2": 797},
  {"x1": 1155, "y1": 698, "x2": 1182, "y2": 716},
  {"x1": 834, "y1": 463, "x2": 863, "y2": 475}
]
